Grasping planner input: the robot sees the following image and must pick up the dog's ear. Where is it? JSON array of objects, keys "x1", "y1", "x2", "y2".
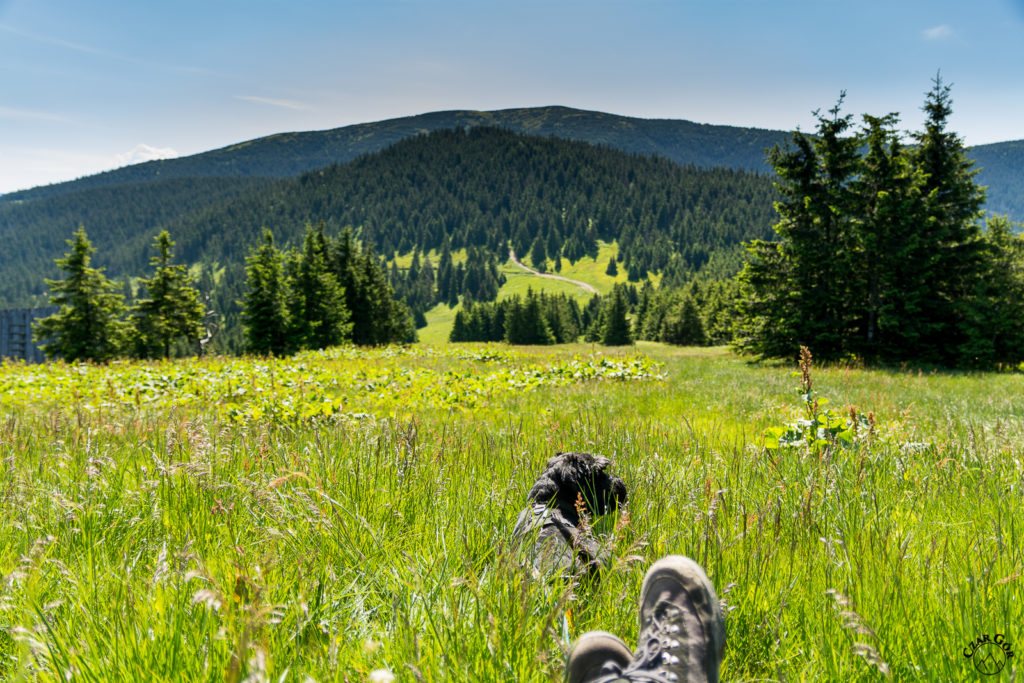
[
  {"x1": 591, "y1": 455, "x2": 612, "y2": 472},
  {"x1": 527, "y1": 474, "x2": 559, "y2": 503}
]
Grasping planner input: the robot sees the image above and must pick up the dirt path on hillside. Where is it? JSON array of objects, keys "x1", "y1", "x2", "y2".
[{"x1": 507, "y1": 249, "x2": 598, "y2": 294}]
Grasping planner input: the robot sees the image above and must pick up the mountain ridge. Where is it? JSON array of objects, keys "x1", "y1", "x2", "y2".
[
  {"x1": 1, "y1": 106, "x2": 789, "y2": 202},
  {"x1": 4, "y1": 104, "x2": 1020, "y2": 219}
]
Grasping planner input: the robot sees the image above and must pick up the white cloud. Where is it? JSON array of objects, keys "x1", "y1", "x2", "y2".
[
  {"x1": 235, "y1": 95, "x2": 312, "y2": 111},
  {"x1": 113, "y1": 144, "x2": 179, "y2": 167},
  {"x1": 923, "y1": 25, "x2": 954, "y2": 40}
]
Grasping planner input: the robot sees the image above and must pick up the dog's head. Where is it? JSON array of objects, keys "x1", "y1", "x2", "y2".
[{"x1": 526, "y1": 451, "x2": 627, "y2": 523}]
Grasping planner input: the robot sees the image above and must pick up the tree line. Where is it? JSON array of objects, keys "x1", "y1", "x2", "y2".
[
  {"x1": 241, "y1": 224, "x2": 413, "y2": 356},
  {"x1": 1, "y1": 127, "x2": 778, "y2": 349},
  {"x1": 446, "y1": 278, "x2": 742, "y2": 348},
  {"x1": 448, "y1": 285, "x2": 638, "y2": 347},
  {"x1": 32, "y1": 224, "x2": 413, "y2": 362}
]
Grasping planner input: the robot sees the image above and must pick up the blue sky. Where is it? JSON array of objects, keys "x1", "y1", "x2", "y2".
[{"x1": 2, "y1": 0, "x2": 1023, "y2": 194}]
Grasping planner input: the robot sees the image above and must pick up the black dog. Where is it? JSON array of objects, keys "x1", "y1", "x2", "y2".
[{"x1": 512, "y1": 451, "x2": 627, "y2": 577}]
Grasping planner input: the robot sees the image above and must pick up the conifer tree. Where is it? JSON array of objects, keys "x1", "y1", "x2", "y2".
[
  {"x1": 408, "y1": 248, "x2": 421, "y2": 280},
  {"x1": 634, "y1": 281, "x2": 654, "y2": 334},
  {"x1": 449, "y1": 308, "x2": 471, "y2": 342},
  {"x1": 290, "y1": 224, "x2": 352, "y2": 350},
  {"x1": 503, "y1": 296, "x2": 526, "y2": 343},
  {"x1": 735, "y1": 81, "x2": 990, "y2": 365},
  {"x1": 504, "y1": 290, "x2": 555, "y2": 345},
  {"x1": 909, "y1": 74, "x2": 987, "y2": 363},
  {"x1": 242, "y1": 229, "x2": 289, "y2": 355},
  {"x1": 329, "y1": 227, "x2": 369, "y2": 341},
  {"x1": 448, "y1": 263, "x2": 464, "y2": 307},
  {"x1": 702, "y1": 280, "x2": 740, "y2": 345},
  {"x1": 525, "y1": 290, "x2": 556, "y2": 345},
  {"x1": 789, "y1": 97, "x2": 861, "y2": 355},
  {"x1": 958, "y1": 215, "x2": 1024, "y2": 366},
  {"x1": 132, "y1": 230, "x2": 206, "y2": 358},
  {"x1": 599, "y1": 284, "x2": 634, "y2": 346},
  {"x1": 351, "y1": 245, "x2": 415, "y2": 345},
  {"x1": 417, "y1": 257, "x2": 436, "y2": 312},
  {"x1": 849, "y1": 113, "x2": 924, "y2": 359},
  {"x1": 659, "y1": 293, "x2": 707, "y2": 346},
  {"x1": 529, "y1": 235, "x2": 547, "y2": 272},
  {"x1": 34, "y1": 226, "x2": 127, "y2": 362}
]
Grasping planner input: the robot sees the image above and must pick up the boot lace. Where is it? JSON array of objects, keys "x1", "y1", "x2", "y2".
[{"x1": 593, "y1": 600, "x2": 687, "y2": 683}]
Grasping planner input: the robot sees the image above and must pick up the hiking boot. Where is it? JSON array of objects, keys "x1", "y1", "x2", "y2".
[
  {"x1": 590, "y1": 555, "x2": 725, "y2": 683},
  {"x1": 565, "y1": 630, "x2": 633, "y2": 683}
]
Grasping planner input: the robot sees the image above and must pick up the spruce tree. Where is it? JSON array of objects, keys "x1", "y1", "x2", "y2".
[
  {"x1": 659, "y1": 294, "x2": 707, "y2": 346},
  {"x1": 352, "y1": 245, "x2": 415, "y2": 345},
  {"x1": 776, "y1": 96, "x2": 860, "y2": 357},
  {"x1": 958, "y1": 215, "x2": 1024, "y2": 366},
  {"x1": 33, "y1": 226, "x2": 127, "y2": 362},
  {"x1": 702, "y1": 280, "x2": 739, "y2": 345},
  {"x1": 448, "y1": 263, "x2": 464, "y2": 307},
  {"x1": 504, "y1": 290, "x2": 555, "y2": 345},
  {"x1": 131, "y1": 231, "x2": 206, "y2": 358},
  {"x1": 449, "y1": 309, "x2": 471, "y2": 342},
  {"x1": 634, "y1": 281, "x2": 653, "y2": 334},
  {"x1": 329, "y1": 227, "x2": 369, "y2": 342},
  {"x1": 503, "y1": 296, "x2": 527, "y2": 344},
  {"x1": 736, "y1": 82, "x2": 989, "y2": 365},
  {"x1": 850, "y1": 113, "x2": 924, "y2": 359},
  {"x1": 909, "y1": 74, "x2": 987, "y2": 363},
  {"x1": 599, "y1": 285, "x2": 634, "y2": 346},
  {"x1": 291, "y1": 225, "x2": 352, "y2": 350},
  {"x1": 242, "y1": 229, "x2": 289, "y2": 356},
  {"x1": 529, "y1": 235, "x2": 547, "y2": 272},
  {"x1": 417, "y1": 257, "x2": 436, "y2": 314}
]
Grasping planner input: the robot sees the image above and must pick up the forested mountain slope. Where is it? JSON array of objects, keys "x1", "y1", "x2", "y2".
[
  {"x1": 0, "y1": 176, "x2": 270, "y2": 305},
  {"x1": 0, "y1": 127, "x2": 777, "y2": 309},
  {"x1": 2, "y1": 103, "x2": 1018, "y2": 240},
  {"x1": 171, "y1": 127, "x2": 777, "y2": 271},
  {"x1": 0, "y1": 106, "x2": 788, "y2": 203},
  {"x1": 970, "y1": 139, "x2": 1024, "y2": 219}
]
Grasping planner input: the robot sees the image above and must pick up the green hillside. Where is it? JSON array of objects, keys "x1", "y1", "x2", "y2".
[
  {"x1": 969, "y1": 139, "x2": 1024, "y2": 219},
  {"x1": 0, "y1": 106, "x2": 789, "y2": 204},
  {"x1": 6, "y1": 117, "x2": 1017, "y2": 350},
  {"x1": 161, "y1": 127, "x2": 776, "y2": 337},
  {"x1": 1, "y1": 104, "x2": 1018, "y2": 256},
  {"x1": 415, "y1": 241, "x2": 629, "y2": 343},
  {"x1": 0, "y1": 176, "x2": 270, "y2": 305},
  {"x1": 0, "y1": 127, "x2": 778, "y2": 351}
]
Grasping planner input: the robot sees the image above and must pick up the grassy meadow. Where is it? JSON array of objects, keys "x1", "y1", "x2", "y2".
[
  {"x1": 414, "y1": 240, "x2": 645, "y2": 345},
  {"x1": 0, "y1": 343, "x2": 1021, "y2": 681}
]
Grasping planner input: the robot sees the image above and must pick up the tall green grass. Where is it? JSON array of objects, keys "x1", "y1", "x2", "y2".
[{"x1": 0, "y1": 345, "x2": 1021, "y2": 681}]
